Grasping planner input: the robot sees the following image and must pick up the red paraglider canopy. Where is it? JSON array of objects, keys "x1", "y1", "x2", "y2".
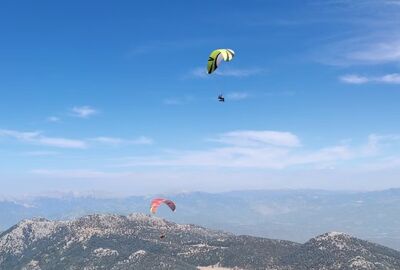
[{"x1": 150, "y1": 198, "x2": 176, "y2": 214}]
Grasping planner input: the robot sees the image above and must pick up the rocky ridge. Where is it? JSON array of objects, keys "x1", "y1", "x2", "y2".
[{"x1": 0, "y1": 214, "x2": 399, "y2": 270}]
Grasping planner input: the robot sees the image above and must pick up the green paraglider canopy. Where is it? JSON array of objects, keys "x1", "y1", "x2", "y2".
[{"x1": 207, "y1": 48, "x2": 235, "y2": 74}]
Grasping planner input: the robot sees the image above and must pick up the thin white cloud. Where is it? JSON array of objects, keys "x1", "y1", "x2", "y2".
[
  {"x1": 0, "y1": 130, "x2": 39, "y2": 141},
  {"x1": 348, "y1": 40, "x2": 400, "y2": 63},
  {"x1": 26, "y1": 166, "x2": 400, "y2": 195},
  {"x1": 226, "y1": 92, "x2": 249, "y2": 100},
  {"x1": 29, "y1": 169, "x2": 246, "y2": 195},
  {"x1": 214, "y1": 68, "x2": 266, "y2": 77},
  {"x1": 317, "y1": 37, "x2": 400, "y2": 66},
  {"x1": 339, "y1": 74, "x2": 369, "y2": 84},
  {"x1": 212, "y1": 130, "x2": 301, "y2": 147},
  {"x1": 190, "y1": 67, "x2": 208, "y2": 78},
  {"x1": 359, "y1": 157, "x2": 400, "y2": 171},
  {"x1": 115, "y1": 145, "x2": 352, "y2": 169},
  {"x1": 31, "y1": 169, "x2": 116, "y2": 178},
  {"x1": 25, "y1": 133, "x2": 400, "y2": 194},
  {"x1": 362, "y1": 134, "x2": 400, "y2": 155},
  {"x1": 21, "y1": 151, "x2": 58, "y2": 157},
  {"x1": 115, "y1": 147, "x2": 289, "y2": 169},
  {"x1": 27, "y1": 131, "x2": 400, "y2": 193},
  {"x1": 71, "y1": 106, "x2": 98, "y2": 118},
  {"x1": 115, "y1": 131, "x2": 350, "y2": 169},
  {"x1": 340, "y1": 73, "x2": 400, "y2": 84},
  {"x1": 190, "y1": 67, "x2": 266, "y2": 78},
  {"x1": 46, "y1": 116, "x2": 60, "y2": 123},
  {"x1": 115, "y1": 131, "x2": 400, "y2": 170},
  {"x1": 37, "y1": 138, "x2": 86, "y2": 149},
  {"x1": 91, "y1": 136, "x2": 153, "y2": 146},
  {"x1": 379, "y1": 73, "x2": 400, "y2": 83},
  {"x1": 0, "y1": 129, "x2": 153, "y2": 149},
  {"x1": 131, "y1": 136, "x2": 153, "y2": 145},
  {"x1": 163, "y1": 96, "x2": 194, "y2": 105},
  {"x1": 91, "y1": 137, "x2": 125, "y2": 145},
  {"x1": 0, "y1": 129, "x2": 87, "y2": 149},
  {"x1": 286, "y1": 145, "x2": 353, "y2": 165},
  {"x1": 310, "y1": 1, "x2": 400, "y2": 66}
]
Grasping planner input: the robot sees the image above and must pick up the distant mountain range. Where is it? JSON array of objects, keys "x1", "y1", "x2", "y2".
[
  {"x1": 1, "y1": 189, "x2": 400, "y2": 250},
  {"x1": 1, "y1": 214, "x2": 399, "y2": 270}
]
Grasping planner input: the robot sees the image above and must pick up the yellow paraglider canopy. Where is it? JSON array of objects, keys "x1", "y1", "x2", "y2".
[{"x1": 207, "y1": 49, "x2": 235, "y2": 74}]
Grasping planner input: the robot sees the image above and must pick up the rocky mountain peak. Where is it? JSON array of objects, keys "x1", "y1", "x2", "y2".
[
  {"x1": 0, "y1": 214, "x2": 399, "y2": 269},
  {"x1": 0, "y1": 218, "x2": 58, "y2": 255},
  {"x1": 311, "y1": 231, "x2": 354, "y2": 251}
]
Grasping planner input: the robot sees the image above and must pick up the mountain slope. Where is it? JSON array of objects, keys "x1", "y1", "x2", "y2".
[
  {"x1": 1, "y1": 189, "x2": 400, "y2": 250},
  {"x1": 0, "y1": 214, "x2": 399, "y2": 269},
  {"x1": 281, "y1": 232, "x2": 400, "y2": 270},
  {"x1": 0, "y1": 214, "x2": 298, "y2": 270}
]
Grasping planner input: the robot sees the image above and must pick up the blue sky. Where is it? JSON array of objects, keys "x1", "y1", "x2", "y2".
[{"x1": 1, "y1": 0, "x2": 400, "y2": 197}]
